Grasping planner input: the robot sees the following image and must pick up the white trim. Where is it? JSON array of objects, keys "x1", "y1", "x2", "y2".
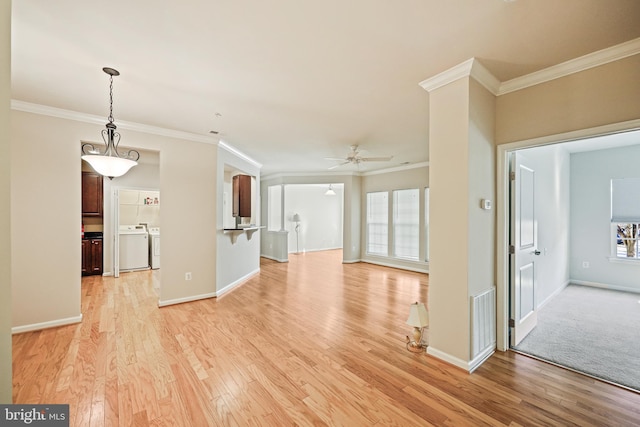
[
  {"x1": 419, "y1": 38, "x2": 640, "y2": 98},
  {"x1": 218, "y1": 140, "x2": 262, "y2": 169},
  {"x1": 12, "y1": 314, "x2": 83, "y2": 334},
  {"x1": 469, "y1": 347, "x2": 495, "y2": 373},
  {"x1": 571, "y1": 280, "x2": 640, "y2": 295},
  {"x1": 536, "y1": 280, "x2": 570, "y2": 311},
  {"x1": 426, "y1": 346, "x2": 470, "y2": 371},
  {"x1": 261, "y1": 170, "x2": 358, "y2": 181},
  {"x1": 215, "y1": 268, "x2": 260, "y2": 297},
  {"x1": 361, "y1": 161, "x2": 429, "y2": 176},
  {"x1": 496, "y1": 120, "x2": 640, "y2": 353},
  {"x1": 498, "y1": 37, "x2": 640, "y2": 95},
  {"x1": 608, "y1": 256, "x2": 640, "y2": 265},
  {"x1": 11, "y1": 100, "x2": 216, "y2": 144},
  {"x1": 360, "y1": 258, "x2": 428, "y2": 274},
  {"x1": 342, "y1": 258, "x2": 362, "y2": 264},
  {"x1": 260, "y1": 254, "x2": 289, "y2": 263},
  {"x1": 419, "y1": 58, "x2": 500, "y2": 95},
  {"x1": 427, "y1": 345, "x2": 495, "y2": 373},
  {"x1": 158, "y1": 292, "x2": 216, "y2": 307}
]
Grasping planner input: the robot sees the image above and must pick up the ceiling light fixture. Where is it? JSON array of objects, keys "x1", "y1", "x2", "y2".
[
  {"x1": 325, "y1": 184, "x2": 336, "y2": 196},
  {"x1": 81, "y1": 67, "x2": 139, "y2": 179}
]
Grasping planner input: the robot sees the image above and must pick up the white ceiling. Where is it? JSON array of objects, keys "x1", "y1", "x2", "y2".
[{"x1": 10, "y1": 1, "x2": 640, "y2": 175}]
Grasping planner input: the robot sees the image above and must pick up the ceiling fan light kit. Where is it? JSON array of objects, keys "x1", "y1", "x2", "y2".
[{"x1": 325, "y1": 145, "x2": 393, "y2": 170}]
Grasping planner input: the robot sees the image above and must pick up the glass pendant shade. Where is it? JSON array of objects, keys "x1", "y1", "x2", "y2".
[{"x1": 81, "y1": 154, "x2": 137, "y2": 178}]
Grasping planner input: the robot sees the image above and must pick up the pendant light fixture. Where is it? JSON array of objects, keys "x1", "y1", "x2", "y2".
[
  {"x1": 81, "y1": 67, "x2": 139, "y2": 179},
  {"x1": 325, "y1": 184, "x2": 336, "y2": 196}
]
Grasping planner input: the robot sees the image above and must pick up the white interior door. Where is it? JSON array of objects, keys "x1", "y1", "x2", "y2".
[{"x1": 510, "y1": 152, "x2": 540, "y2": 346}]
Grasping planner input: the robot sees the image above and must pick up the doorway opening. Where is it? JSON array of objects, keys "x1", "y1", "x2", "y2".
[{"x1": 498, "y1": 123, "x2": 640, "y2": 391}]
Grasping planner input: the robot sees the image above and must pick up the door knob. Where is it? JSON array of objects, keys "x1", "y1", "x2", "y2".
[{"x1": 532, "y1": 250, "x2": 541, "y2": 255}]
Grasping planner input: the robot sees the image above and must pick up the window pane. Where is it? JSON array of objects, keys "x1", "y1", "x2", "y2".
[
  {"x1": 267, "y1": 185, "x2": 282, "y2": 231},
  {"x1": 367, "y1": 192, "x2": 388, "y2": 255},
  {"x1": 393, "y1": 189, "x2": 419, "y2": 260},
  {"x1": 615, "y1": 223, "x2": 640, "y2": 259}
]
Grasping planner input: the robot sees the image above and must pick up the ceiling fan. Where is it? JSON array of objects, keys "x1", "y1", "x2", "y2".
[{"x1": 325, "y1": 145, "x2": 393, "y2": 170}]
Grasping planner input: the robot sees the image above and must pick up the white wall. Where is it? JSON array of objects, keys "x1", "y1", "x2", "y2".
[
  {"x1": 570, "y1": 143, "x2": 640, "y2": 292},
  {"x1": 216, "y1": 144, "x2": 261, "y2": 295},
  {"x1": 0, "y1": 0, "x2": 12, "y2": 402},
  {"x1": 517, "y1": 144, "x2": 571, "y2": 306},
  {"x1": 285, "y1": 184, "x2": 343, "y2": 253}
]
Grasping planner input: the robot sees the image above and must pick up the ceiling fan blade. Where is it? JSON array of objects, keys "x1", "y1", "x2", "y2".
[
  {"x1": 360, "y1": 156, "x2": 393, "y2": 162},
  {"x1": 324, "y1": 157, "x2": 347, "y2": 161},
  {"x1": 328, "y1": 161, "x2": 350, "y2": 170}
]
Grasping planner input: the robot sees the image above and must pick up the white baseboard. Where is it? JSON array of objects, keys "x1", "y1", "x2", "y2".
[
  {"x1": 537, "y1": 280, "x2": 571, "y2": 310},
  {"x1": 158, "y1": 292, "x2": 216, "y2": 307},
  {"x1": 469, "y1": 346, "x2": 495, "y2": 373},
  {"x1": 427, "y1": 345, "x2": 494, "y2": 373},
  {"x1": 361, "y1": 258, "x2": 429, "y2": 274},
  {"x1": 12, "y1": 314, "x2": 83, "y2": 334},
  {"x1": 260, "y1": 254, "x2": 289, "y2": 263},
  {"x1": 426, "y1": 346, "x2": 470, "y2": 371},
  {"x1": 216, "y1": 268, "x2": 260, "y2": 298},
  {"x1": 342, "y1": 258, "x2": 362, "y2": 264},
  {"x1": 571, "y1": 280, "x2": 640, "y2": 295}
]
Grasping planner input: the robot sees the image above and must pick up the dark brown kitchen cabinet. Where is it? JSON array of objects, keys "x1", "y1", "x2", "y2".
[
  {"x1": 232, "y1": 174, "x2": 252, "y2": 217},
  {"x1": 82, "y1": 171, "x2": 103, "y2": 217},
  {"x1": 82, "y1": 238, "x2": 103, "y2": 276}
]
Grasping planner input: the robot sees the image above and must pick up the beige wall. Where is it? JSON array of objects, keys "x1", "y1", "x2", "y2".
[
  {"x1": 496, "y1": 54, "x2": 640, "y2": 144},
  {"x1": 428, "y1": 77, "x2": 472, "y2": 362},
  {"x1": 0, "y1": 0, "x2": 12, "y2": 403},
  {"x1": 427, "y1": 76, "x2": 497, "y2": 366},
  {"x1": 11, "y1": 109, "x2": 218, "y2": 325}
]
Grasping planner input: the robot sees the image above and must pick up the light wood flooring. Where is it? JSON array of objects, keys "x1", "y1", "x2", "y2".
[{"x1": 12, "y1": 250, "x2": 640, "y2": 426}]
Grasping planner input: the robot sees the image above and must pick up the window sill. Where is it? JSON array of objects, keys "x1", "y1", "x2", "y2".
[{"x1": 608, "y1": 256, "x2": 640, "y2": 265}]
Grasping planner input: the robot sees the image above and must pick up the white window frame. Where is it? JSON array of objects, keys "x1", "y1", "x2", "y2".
[
  {"x1": 366, "y1": 191, "x2": 389, "y2": 256},
  {"x1": 392, "y1": 188, "x2": 420, "y2": 260}
]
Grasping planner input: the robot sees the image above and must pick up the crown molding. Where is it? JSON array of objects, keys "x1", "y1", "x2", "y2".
[
  {"x1": 419, "y1": 58, "x2": 500, "y2": 95},
  {"x1": 361, "y1": 161, "x2": 429, "y2": 176},
  {"x1": 419, "y1": 38, "x2": 640, "y2": 97},
  {"x1": 11, "y1": 100, "x2": 216, "y2": 144},
  {"x1": 218, "y1": 140, "x2": 262, "y2": 169},
  {"x1": 498, "y1": 37, "x2": 640, "y2": 95}
]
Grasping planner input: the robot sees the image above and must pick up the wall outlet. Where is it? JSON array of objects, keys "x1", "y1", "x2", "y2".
[
  {"x1": 185, "y1": 272, "x2": 192, "y2": 280},
  {"x1": 582, "y1": 261, "x2": 589, "y2": 268}
]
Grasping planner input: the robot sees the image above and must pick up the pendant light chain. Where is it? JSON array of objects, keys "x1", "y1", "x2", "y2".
[{"x1": 108, "y1": 74, "x2": 115, "y2": 125}]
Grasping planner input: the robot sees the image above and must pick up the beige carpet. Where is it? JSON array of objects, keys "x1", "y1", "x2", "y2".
[{"x1": 513, "y1": 284, "x2": 640, "y2": 392}]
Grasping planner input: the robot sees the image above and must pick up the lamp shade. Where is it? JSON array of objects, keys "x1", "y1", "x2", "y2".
[
  {"x1": 406, "y1": 302, "x2": 429, "y2": 328},
  {"x1": 325, "y1": 185, "x2": 336, "y2": 196},
  {"x1": 82, "y1": 154, "x2": 137, "y2": 178},
  {"x1": 293, "y1": 213, "x2": 301, "y2": 222}
]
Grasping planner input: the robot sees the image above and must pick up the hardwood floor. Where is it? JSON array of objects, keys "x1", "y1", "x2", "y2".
[{"x1": 12, "y1": 250, "x2": 640, "y2": 426}]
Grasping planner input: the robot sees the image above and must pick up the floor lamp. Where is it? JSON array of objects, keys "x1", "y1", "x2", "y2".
[{"x1": 293, "y1": 213, "x2": 300, "y2": 253}]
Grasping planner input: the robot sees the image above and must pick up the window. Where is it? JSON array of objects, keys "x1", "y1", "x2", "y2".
[
  {"x1": 393, "y1": 189, "x2": 419, "y2": 260},
  {"x1": 366, "y1": 192, "x2": 388, "y2": 255},
  {"x1": 611, "y1": 178, "x2": 640, "y2": 260},
  {"x1": 615, "y1": 223, "x2": 640, "y2": 259}
]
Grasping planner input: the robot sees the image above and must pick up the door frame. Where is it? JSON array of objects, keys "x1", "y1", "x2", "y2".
[{"x1": 495, "y1": 119, "x2": 640, "y2": 351}]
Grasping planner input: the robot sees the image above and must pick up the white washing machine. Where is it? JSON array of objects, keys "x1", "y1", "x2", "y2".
[
  {"x1": 119, "y1": 225, "x2": 149, "y2": 271},
  {"x1": 148, "y1": 227, "x2": 160, "y2": 270}
]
